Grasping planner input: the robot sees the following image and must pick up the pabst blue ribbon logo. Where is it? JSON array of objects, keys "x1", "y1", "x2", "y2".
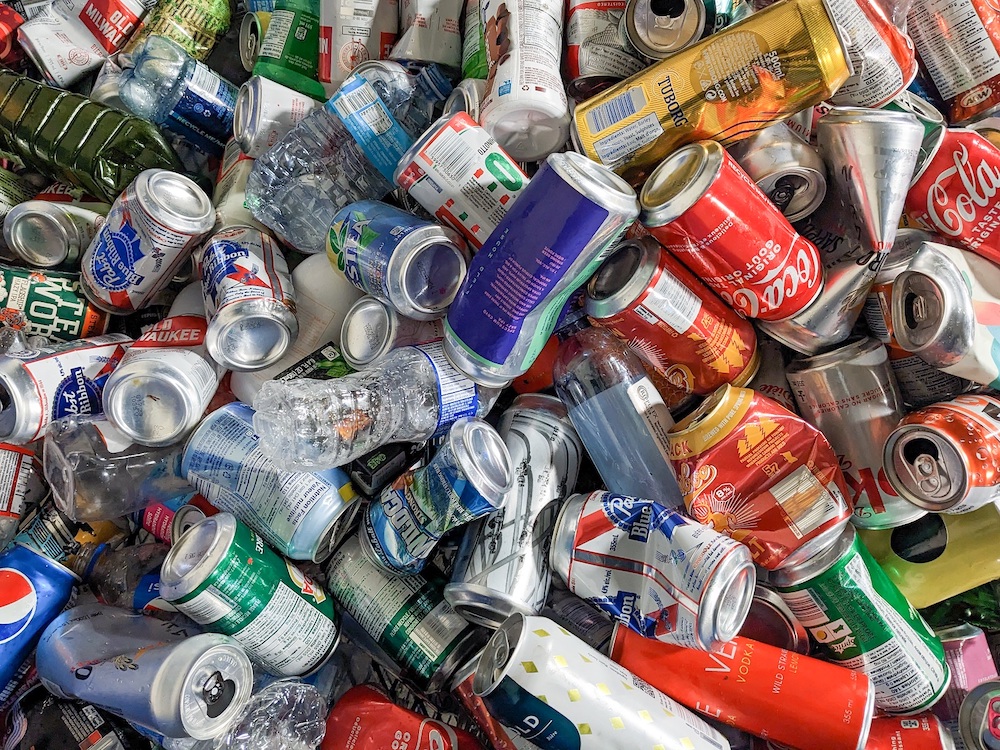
[
  {"x1": 202, "y1": 239, "x2": 267, "y2": 308},
  {"x1": 53, "y1": 366, "x2": 101, "y2": 418},
  {"x1": 0, "y1": 568, "x2": 37, "y2": 643},
  {"x1": 91, "y1": 221, "x2": 145, "y2": 292},
  {"x1": 600, "y1": 493, "x2": 683, "y2": 540}
]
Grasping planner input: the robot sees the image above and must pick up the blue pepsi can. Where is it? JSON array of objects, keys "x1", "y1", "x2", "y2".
[
  {"x1": 0, "y1": 543, "x2": 78, "y2": 689},
  {"x1": 443, "y1": 151, "x2": 639, "y2": 387},
  {"x1": 360, "y1": 417, "x2": 512, "y2": 575}
]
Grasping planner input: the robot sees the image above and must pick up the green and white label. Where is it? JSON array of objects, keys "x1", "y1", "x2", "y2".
[
  {"x1": 171, "y1": 520, "x2": 339, "y2": 676},
  {"x1": 774, "y1": 537, "x2": 949, "y2": 713}
]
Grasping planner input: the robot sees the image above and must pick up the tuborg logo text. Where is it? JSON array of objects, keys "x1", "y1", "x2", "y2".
[{"x1": 0, "y1": 568, "x2": 37, "y2": 643}]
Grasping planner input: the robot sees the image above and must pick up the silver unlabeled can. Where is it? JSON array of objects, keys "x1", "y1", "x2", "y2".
[
  {"x1": 0, "y1": 333, "x2": 131, "y2": 444},
  {"x1": 4, "y1": 201, "x2": 107, "y2": 268},
  {"x1": 786, "y1": 337, "x2": 923, "y2": 530},
  {"x1": 197, "y1": 224, "x2": 298, "y2": 372},
  {"x1": 473, "y1": 613, "x2": 729, "y2": 750},
  {"x1": 81, "y1": 170, "x2": 215, "y2": 316},
  {"x1": 339, "y1": 296, "x2": 443, "y2": 369},
  {"x1": 101, "y1": 283, "x2": 221, "y2": 447},
  {"x1": 445, "y1": 394, "x2": 583, "y2": 628},
  {"x1": 233, "y1": 76, "x2": 319, "y2": 159},
  {"x1": 394, "y1": 113, "x2": 529, "y2": 250}
]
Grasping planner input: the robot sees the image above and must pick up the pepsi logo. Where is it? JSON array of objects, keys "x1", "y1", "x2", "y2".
[{"x1": 0, "y1": 568, "x2": 36, "y2": 644}]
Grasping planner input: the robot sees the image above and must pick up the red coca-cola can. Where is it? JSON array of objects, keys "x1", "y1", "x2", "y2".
[
  {"x1": 585, "y1": 236, "x2": 760, "y2": 395},
  {"x1": 666, "y1": 384, "x2": 852, "y2": 570},
  {"x1": 905, "y1": 128, "x2": 1000, "y2": 266},
  {"x1": 322, "y1": 686, "x2": 484, "y2": 750},
  {"x1": 865, "y1": 714, "x2": 955, "y2": 749},
  {"x1": 640, "y1": 141, "x2": 824, "y2": 322},
  {"x1": 0, "y1": 4, "x2": 25, "y2": 69},
  {"x1": 609, "y1": 625, "x2": 875, "y2": 750}
]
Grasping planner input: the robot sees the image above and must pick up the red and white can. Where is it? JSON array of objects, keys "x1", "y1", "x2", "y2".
[
  {"x1": 318, "y1": 0, "x2": 398, "y2": 92},
  {"x1": 564, "y1": 0, "x2": 646, "y2": 100},
  {"x1": 394, "y1": 112, "x2": 528, "y2": 250},
  {"x1": 585, "y1": 235, "x2": 760, "y2": 396},
  {"x1": 610, "y1": 626, "x2": 876, "y2": 750},
  {"x1": 321, "y1": 685, "x2": 484, "y2": 750},
  {"x1": 640, "y1": 140, "x2": 824, "y2": 322},
  {"x1": 865, "y1": 714, "x2": 955, "y2": 750},
  {"x1": 667, "y1": 384, "x2": 852, "y2": 570},
  {"x1": 908, "y1": 0, "x2": 1000, "y2": 124},
  {"x1": 905, "y1": 128, "x2": 1000, "y2": 266},
  {"x1": 0, "y1": 4, "x2": 26, "y2": 69}
]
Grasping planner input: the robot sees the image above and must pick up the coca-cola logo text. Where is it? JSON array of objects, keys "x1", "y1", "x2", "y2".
[{"x1": 925, "y1": 141, "x2": 1000, "y2": 239}]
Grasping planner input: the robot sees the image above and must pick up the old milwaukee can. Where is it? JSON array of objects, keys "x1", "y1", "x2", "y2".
[
  {"x1": 786, "y1": 338, "x2": 920, "y2": 530},
  {"x1": 907, "y1": 0, "x2": 1000, "y2": 124},
  {"x1": 571, "y1": 0, "x2": 851, "y2": 186},
  {"x1": 667, "y1": 384, "x2": 852, "y2": 570},
  {"x1": 640, "y1": 141, "x2": 825, "y2": 322},
  {"x1": 564, "y1": 0, "x2": 646, "y2": 101},
  {"x1": 904, "y1": 128, "x2": 1000, "y2": 265},
  {"x1": 884, "y1": 393, "x2": 1000, "y2": 515},
  {"x1": 609, "y1": 625, "x2": 876, "y2": 750},
  {"x1": 585, "y1": 236, "x2": 759, "y2": 395}
]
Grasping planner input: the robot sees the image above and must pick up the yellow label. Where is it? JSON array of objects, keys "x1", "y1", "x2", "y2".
[
  {"x1": 573, "y1": 0, "x2": 850, "y2": 186},
  {"x1": 668, "y1": 384, "x2": 755, "y2": 458}
]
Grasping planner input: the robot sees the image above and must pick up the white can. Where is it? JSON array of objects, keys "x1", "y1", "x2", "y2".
[
  {"x1": 318, "y1": 0, "x2": 398, "y2": 94},
  {"x1": 478, "y1": 0, "x2": 569, "y2": 162},
  {"x1": 234, "y1": 76, "x2": 319, "y2": 159},
  {"x1": 389, "y1": 0, "x2": 463, "y2": 68},
  {"x1": 213, "y1": 140, "x2": 268, "y2": 233}
]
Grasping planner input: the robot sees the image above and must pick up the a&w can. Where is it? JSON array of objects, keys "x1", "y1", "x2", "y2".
[
  {"x1": 472, "y1": 613, "x2": 730, "y2": 750},
  {"x1": 160, "y1": 512, "x2": 340, "y2": 677},
  {"x1": 81, "y1": 170, "x2": 215, "y2": 315},
  {"x1": 549, "y1": 490, "x2": 756, "y2": 651},
  {"x1": 884, "y1": 393, "x2": 1000, "y2": 515},
  {"x1": 770, "y1": 525, "x2": 949, "y2": 715},
  {"x1": 445, "y1": 395, "x2": 584, "y2": 627}
]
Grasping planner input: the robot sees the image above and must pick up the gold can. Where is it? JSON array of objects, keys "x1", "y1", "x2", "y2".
[{"x1": 572, "y1": 0, "x2": 851, "y2": 186}]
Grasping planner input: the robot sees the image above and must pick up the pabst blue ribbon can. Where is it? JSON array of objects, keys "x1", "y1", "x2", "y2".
[{"x1": 640, "y1": 141, "x2": 824, "y2": 321}]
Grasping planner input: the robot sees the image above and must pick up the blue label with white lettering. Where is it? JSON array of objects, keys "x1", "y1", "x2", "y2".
[
  {"x1": 52, "y1": 367, "x2": 103, "y2": 419},
  {"x1": 326, "y1": 74, "x2": 414, "y2": 182},
  {"x1": 482, "y1": 676, "x2": 580, "y2": 750},
  {"x1": 168, "y1": 63, "x2": 237, "y2": 155},
  {"x1": 89, "y1": 222, "x2": 145, "y2": 293}
]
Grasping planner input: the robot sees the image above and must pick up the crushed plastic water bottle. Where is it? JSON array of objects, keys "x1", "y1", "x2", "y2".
[
  {"x1": 214, "y1": 681, "x2": 327, "y2": 750},
  {"x1": 244, "y1": 62, "x2": 451, "y2": 254}
]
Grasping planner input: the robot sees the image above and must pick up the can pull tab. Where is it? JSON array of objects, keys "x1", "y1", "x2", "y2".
[
  {"x1": 768, "y1": 175, "x2": 806, "y2": 212},
  {"x1": 202, "y1": 670, "x2": 237, "y2": 718},
  {"x1": 902, "y1": 438, "x2": 951, "y2": 498},
  {"x1": 649, "y1": 0, "x2": 686, "y2": 22}
]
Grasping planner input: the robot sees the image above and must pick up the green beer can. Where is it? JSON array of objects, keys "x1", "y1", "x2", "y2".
[
  {"x1": 160, "y1": 513, "x2": 340, "y2": 677},
  {"x1": 770, "y1": 525, "x2": 950, "y2": 715},
  {"x1": 0, "y1": 264, "x2": 111, "y2": 342}
]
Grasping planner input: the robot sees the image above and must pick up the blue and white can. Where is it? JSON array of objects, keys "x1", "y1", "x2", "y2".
[
  {"x1": 326, "y1": 200, "x2": 469, "y2": 321},
  {"x1": 182, "y1": 402, "x2": 362, "y2": 562},
  {"x1": 0, "y1": 543, "x2": 78, "y2": 690},
  {"x1": 443, "y1": 151, "x2": 639, "y2": 387},
  {"x1": 360, "y1": 417, "x2": 513, "y2": 575},
  {"x1": 80, "y1": 170, "x2": 215, "y2": 315}
]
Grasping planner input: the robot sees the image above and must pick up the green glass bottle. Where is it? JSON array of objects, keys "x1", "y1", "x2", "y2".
[
  {"x1": 0, "y1": 70, "x2": 182, "y2": 204},
  {"x1": 251, "y1": 0, "x2": 326, "y2": 99},
  {"x1": 121, "y1": 0, "x2": 233, "y2": 61}
]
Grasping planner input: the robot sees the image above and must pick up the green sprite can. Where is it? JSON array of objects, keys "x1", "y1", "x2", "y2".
[
  {"x1": 0, "y1": 263, "x2": 111, "y2": 342},
  {"x1": 160, "y1": 513, "x2": 340, "y2": 677},
  {"x1": 251, "y1": 0, "x2": 327, "y2": 99},
  {"x1": 324, "y1": 534, "x2": 487, "y2": 692},
  {"x1": 770, "y1": 525, "x2": 950, "y2": 715},
  {"x1": 460, "y1": 0, "x2": 487, "y2": 80}
]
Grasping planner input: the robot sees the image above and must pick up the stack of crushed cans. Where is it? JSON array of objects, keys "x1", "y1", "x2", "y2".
[{"x1": 5, "y1": 0, "x2": 1000, "y2": 746}]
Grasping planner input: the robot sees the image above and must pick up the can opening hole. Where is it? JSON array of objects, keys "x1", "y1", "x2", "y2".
[
  {"x1": 650, "y1": 0, "x2": 686, "y2": 17},
  {"x1": 903, "y1": 292, "x2": 921, "y2": 329},
  {"x1": 902, "y1": 437, "x2": 938, "y2": 465}
]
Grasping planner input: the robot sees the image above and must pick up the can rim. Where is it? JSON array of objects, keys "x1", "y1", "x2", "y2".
[
  {"x1": 882, "y1": 423, "x2": 968, "y2": 511},
  {"x1": 585, "y1": 237, "x2": 659, "y2": 321},
  {"x1": 639, "y1": 141, "x2": 723, "y2": 227}
]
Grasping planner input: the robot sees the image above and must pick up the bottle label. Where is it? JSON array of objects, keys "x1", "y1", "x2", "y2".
[
  {"x1": 327, "y1": 73, "x2": 414, "y2": 182},
  {"x1": 626, "y1": 376, "x2": 675, "y2": 466},
  {"x1": 169, "y1": 61, "x2": 237, "y2": 154},
  {"x1": 0, "y1": 445, "x2": 35, "y2": 520},
  {"x1": 413, "y1": 341, "x2": 478, "y2": 437},
  {"x1": 131, "y1": 568, "x2": 178, "y2": 612},
  {"x1": 274, "y1": 342, "x2": 354, "y2": 382}
]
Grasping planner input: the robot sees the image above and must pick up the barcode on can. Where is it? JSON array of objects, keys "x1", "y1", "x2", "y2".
[
  {"x1": 771, "y1": 465, "x2": 841, "y2": 539},
  {"x1": 424, "y1": 130, "x2": 477, "y2": 180},
  {"x1": 585, "y1": 86, "x2": 647, "y2": 133},
  {"x1": 779, "y1": 588, "x2": 827, "y2": 625}
]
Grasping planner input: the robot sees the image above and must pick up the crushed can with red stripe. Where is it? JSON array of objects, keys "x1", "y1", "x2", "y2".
[
  {"x1": 640, "y1": 140, "x2": 824, "y2": 322},
  {"x1": 610, "y1": 625, "x2": 876, "y2": 750},
  {"x1": 865, "y1": 714, "x2": 956, "y2": 749},
  {"x1": 321, "y1": 685, "x2": 485, "y2": 750},
  {"x1": 667, "y1": 384, "x2": 852, "y2": 570}
]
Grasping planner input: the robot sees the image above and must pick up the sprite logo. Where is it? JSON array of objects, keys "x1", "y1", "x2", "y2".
[
  {"x1": 485, "y1": 153, "x2": 523, "y2": 191},
  {"x1": 327, "y1": 212, "x2": 377, "y2": 289}
]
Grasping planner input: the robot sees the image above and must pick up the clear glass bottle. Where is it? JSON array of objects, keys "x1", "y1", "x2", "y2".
[
  {"x1": 120, "y1": 35, "x2": 239, "y2": 156},
  {"x1": 553, "y1": 326, "x2": 684, "y2": 510},
  {"x1": 252, "y1": 342, "x2": 500, "y2": 470},
  {"x1": 43, "y1": 416, "x2": 193, "y2": 522},
  {"x1": 244, "y1": 61, "x2": 451, "y2": 254}
]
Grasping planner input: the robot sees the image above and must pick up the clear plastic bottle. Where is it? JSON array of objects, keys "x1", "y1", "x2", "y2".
[
  {"x1": 43, "y1": 416, "x2": 194, "y2": 522},
  {"x1": 553, "y1": 326, "x2": 685, "y2": 510},
  {"x1": 69, "y1": 541, "x2": 170, "y2": 609},
  {"x1": 252, "y1": 342, "x2": 500, "y2": 470},
  {"x1": 244, "y1": 61, "x2": 452, "y2": 254},
  {"x1": 120, "y1": 35, "x2": 239, "y2": 156}
]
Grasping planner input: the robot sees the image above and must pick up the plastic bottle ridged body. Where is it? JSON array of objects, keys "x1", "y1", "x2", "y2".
[
  {"x1": 0, "y1": 70, "x2": 181, "y2": 203},
  {"x1": 120, "y1": 37, "x2": 190, "y2": 124},
  {"x1": 252, "y1": 348, "x2": 438, "y2": 469},
  {"x1": 245, "y1": 73, "x2": 419, "y2": 254}
]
